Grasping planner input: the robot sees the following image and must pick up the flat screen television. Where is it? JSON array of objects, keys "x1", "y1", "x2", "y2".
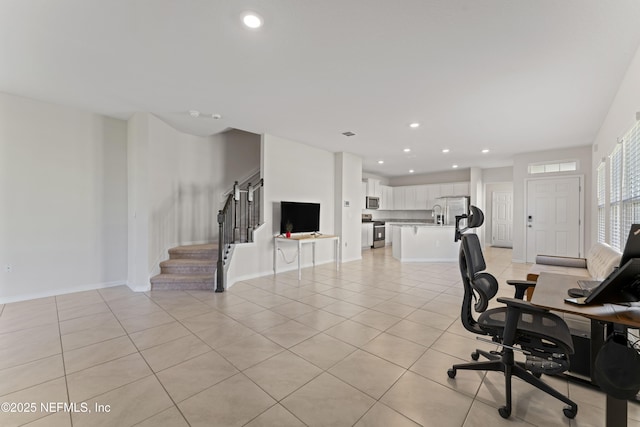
[{"x1": 280, "y1": 201, "x2": 320, "y2": 234}]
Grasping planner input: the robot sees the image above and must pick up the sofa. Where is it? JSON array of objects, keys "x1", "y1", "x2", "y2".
[
  {"x1": 526, "y1": 242, "x2": 622, "y2": 378},
  {"x1": 527, "y1": 242, "x2": 622, "y2": 285}
]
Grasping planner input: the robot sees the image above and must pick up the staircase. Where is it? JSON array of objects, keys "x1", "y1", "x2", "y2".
[{"x1": 150, "y1": 244, "x2": 218, "y2": 291}]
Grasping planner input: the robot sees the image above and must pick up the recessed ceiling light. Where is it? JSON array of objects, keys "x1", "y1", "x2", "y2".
[
  {"x1": 212, "y1": 114, "x2": 222, "y2": 120},
  {"x1": 189, "y1": 110, "x2": 200, "y2": 118},
  {"x1": 378, "y1": 160, "x2": 384, "y2": 164},
  {"x1": 481, "y1": 149, "x2": 490, "y2": 153},
  {"x1": 403, "y1": 148, "x2": 411, "y2": 152},
  {"x1": 442, "y1": 149, "x2": 450, "y2": 153},
  {"x1": 452, "y1": 164, "x2": 459, "y2": 168},
  {"x1": 409, "y1": 169, "x2": 415, "y2": 173},
  {"x1": 409, "y1": 123, "x2": 420, "y2": 128},
  {"x1": 242, "y1": 12, "x2": 263, "y2": 29}
]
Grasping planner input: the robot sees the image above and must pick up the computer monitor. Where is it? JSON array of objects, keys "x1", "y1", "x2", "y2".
[
  {"x1": 619, "y1": 224, "x2": 640, "y2": 268},
  {"x1": 583, "y1": 258, "x2": 640, "y2": 304}
]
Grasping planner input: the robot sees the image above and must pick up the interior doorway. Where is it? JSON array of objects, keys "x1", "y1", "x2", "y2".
[
  {"x1": 491, "y1": 191, "x2": 513, "y2": 248},
  {"x1": 525, "y1": 176, "x2": 583, "y2": 263}
]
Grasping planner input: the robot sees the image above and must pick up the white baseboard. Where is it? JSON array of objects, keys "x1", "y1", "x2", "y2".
[
  {"x1": 397, "y1": 257, "x2": 457, "y2": 263},
  {"x1": 226, "y1": 259, "x2": 339, "y2": 289},
  {"x1": 0, "y1": 280, "x2": 127, "y2": 304},
  {"x1": 341, "y1": 255, "x2": 362, "y2": 263},
  {"x1": 127, "y1": 283, "x2": 151, "y2": 292}
]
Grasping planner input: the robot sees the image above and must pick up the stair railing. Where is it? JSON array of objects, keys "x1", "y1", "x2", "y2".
[{"x1": 216, "y1": 178, "x2": 264, "y2": 292}]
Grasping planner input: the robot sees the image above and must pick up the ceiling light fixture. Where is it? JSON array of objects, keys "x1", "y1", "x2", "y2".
[
  {"x1": 211, "y1": 114, "x2": 222, "y2": 119},
  {"x1": 403, "y1": 148, "x2": 411, "y2": 152},
  {"x1": 242, "y1": 12, "x2": 263, "y2": 29},
  {"x1": 378, "y1": 160, "x2": 384, "y2": 164},
  {"x1": 409, "y1": 169, "x2": 415, "y2": 173},
  {"x1": 481, "y1": 149, "x2": 489, "y2": 153},
  {"x1": 409, "y1": 122, "x2": 420, "y2": 128},
  {"x1": 189, "y1": 110, "x2": 200, "y2": 118},
  {"x1": 452, "y1": 164, "x2": 459, "y2": 168},
  {"x1": 442, "y1": 149, "x2": 450, "y2": 153}
]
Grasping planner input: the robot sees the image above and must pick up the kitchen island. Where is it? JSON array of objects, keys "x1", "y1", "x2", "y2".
[{"x1": 391, "y1": 224, "x2": 460, "y2": 262}]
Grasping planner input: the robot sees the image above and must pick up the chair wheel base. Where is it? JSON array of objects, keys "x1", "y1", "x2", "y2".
[
  {"x1": 447, "y1": 368, "x2": 456, "y2": 378},
  {"x1": 498, "y1": 406, "x2": 511, "y2": 418},
  {"x1": 471, "y1": 351, "x2": 480, "y2": 361},
  {"x1": 563, "y1": 405, "x2": 577, "y2": 419}
]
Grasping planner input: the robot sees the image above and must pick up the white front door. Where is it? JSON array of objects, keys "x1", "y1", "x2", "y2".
[
  {"x1": 526, "y1": 177, "x2": 582, "y2": 263},
  {"x1": 491, "y1": 191, "x2": 513, "y2": 248}
]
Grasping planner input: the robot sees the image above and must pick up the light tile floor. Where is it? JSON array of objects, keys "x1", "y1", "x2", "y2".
[{"x1": 1, "y1": 246, "x2": 639, "y2": 426}]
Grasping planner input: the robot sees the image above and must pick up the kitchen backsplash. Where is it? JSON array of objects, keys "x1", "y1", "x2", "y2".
[{"x1": 364, "y1": 209, "x2": 435, "y2": 221}]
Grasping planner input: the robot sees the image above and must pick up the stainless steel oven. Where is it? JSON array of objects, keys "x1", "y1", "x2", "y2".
[{"x1": 373, "y1": 221, "x2": 385, "y2": 248}]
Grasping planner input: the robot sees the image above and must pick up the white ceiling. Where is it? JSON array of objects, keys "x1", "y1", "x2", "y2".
[{"x1": 2, "y1": 1, "x2": 640, "y2": 177}]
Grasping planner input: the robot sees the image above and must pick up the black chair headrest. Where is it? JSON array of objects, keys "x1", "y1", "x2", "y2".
[{"x1": 467, "y1": 206, "x2": 484, "y2": 229}]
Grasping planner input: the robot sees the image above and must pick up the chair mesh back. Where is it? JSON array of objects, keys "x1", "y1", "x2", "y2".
[
  {"x1": 462, "y1": 233, "x2": 486, "y2": 275},
  {"x1": 461, "y1": 233, "x2": 498, "y2": 313}
]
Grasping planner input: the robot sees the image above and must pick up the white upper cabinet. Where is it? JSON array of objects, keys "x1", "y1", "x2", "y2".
[
  {"x1": 439, "y1": 183, "x2": 454, "y2": 197},
  {"x1": 363, "y1": 181, "x2": 470, "y2": 211},
  {"x1": 426, "y1": 184, "x2": 441, "y2": 208},
  {"x1": 366, "y1": 178, "x2": 381, "y2": 198},
  {"x1": 380, "y1": 185, "x2": 393, "y2": 210},
  {"x1": 414, "y1": 185, "x2": 428, "y2": 209},
  {"x1": 453, "y1": 182, "x2": 470, "y2": 196},
  {"x1": 403, "y1": 186, "x2": 417, "y2": 209},
  {"x1": 393, "y1": 187, "x2": 405, "y2": 210}
]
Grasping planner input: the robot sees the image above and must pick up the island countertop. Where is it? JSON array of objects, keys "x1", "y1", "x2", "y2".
[
  {"x1": 391, "y1": 224, "x2": 459, "y2": 262},
  {"x1": 389, "y1": 223, "x2": 454, "y2": 227}
]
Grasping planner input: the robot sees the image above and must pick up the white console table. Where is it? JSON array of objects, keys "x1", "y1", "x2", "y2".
[{"x1": 273, "y1": 234, "x2": 340, "y2": 280}]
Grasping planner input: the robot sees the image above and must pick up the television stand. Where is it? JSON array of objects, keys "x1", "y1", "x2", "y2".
[{"x1": 273, "y1": 234, "x2": 340, "y2": 280}]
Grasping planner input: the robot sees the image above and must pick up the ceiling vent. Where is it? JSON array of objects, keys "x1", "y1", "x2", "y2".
[{"x1": 342, "y1": 131, "x2": 356, "y2": 137}]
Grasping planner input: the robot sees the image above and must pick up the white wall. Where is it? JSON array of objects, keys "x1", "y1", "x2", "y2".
[
  {"x1": 0, "y1": 93, "x2": 128, "y2": 303},
  {"x1": 483, "y1": 166, "x2": 513, "y2": 183},
  {"x1": 127, "y1": 114, "x2": 260, "y2": 290},
  {"x1": 228, "y1": 134, "x2": 336, "y2": 284},
  {"x1": 512, "y1": 145, "x2": 592, "y2": 262},
  {"x1": 335, "y1": 152, "x2": 363, "y2": 263},
  {"x1": 591, "y1": 44, "x2": 640, "y2": 245}
]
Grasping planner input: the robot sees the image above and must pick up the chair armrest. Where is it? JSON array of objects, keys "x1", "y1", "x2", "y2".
[
  {"x1": 506, "y1": 280, "x2": 536, "y2": 300},
  {"x1": 496, "y1": 297, "x2": 549, "y2": 315},
  {"x1": 535, "y1": 255, "x2": 587, "y2": 269}
]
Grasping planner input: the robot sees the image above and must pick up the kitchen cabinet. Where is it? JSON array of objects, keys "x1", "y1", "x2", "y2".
[
  {"x1": 385, "y1": 223, "x2": 393, "y2": 245},
  {"x1": 361, "y1": 182, "x2": 367, "y2": 209},
  {"x1": 361, "y1": 223, "x2": 373, "y2": 248},
  {"x1": 426, "y1": 184, "x2": 441, "y2": 209},
  {"x1": 380, "y1": 185, "x2": 393, "y2": 210},
  {"x1": 439, "y1": 183, "x2": 455, "y2": 197},
  {"x1": 366, "y1": 179, "x2": 381, "y2": 198},
  {"x1": 367, "y1": 182, "x2": 469, "y2": 211},
  {"x1": 414, "y1": 185, "x2": 428, "y2": 209},
  {"x1": 403, "y1": 186, "x2": 417, "y2": 209},
  {"x1": 453, "y1": 182, "x2": 469, "y2": 196}
]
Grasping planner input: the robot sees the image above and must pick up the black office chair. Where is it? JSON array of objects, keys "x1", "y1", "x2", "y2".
[{"x1": 447, "y1": 206, "x2": 578, "y2": 419}]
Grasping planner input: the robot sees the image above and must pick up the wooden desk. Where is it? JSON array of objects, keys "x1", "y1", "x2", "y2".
[
  {"x1": 532, "y1": 272, "x2": 639, "y2": 427},
  {"x1": 273, "y1": 234, "x2": 340, "y2": 280}
]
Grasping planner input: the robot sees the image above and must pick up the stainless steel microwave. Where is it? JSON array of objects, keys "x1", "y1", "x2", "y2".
[{"x1": 366, "y1": 196, "x2": 380, "y2": 209}]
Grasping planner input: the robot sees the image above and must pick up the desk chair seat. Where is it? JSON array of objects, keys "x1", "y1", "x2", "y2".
[{"x1": 447, "y1": 207, "x2": 578, "y2": 419}]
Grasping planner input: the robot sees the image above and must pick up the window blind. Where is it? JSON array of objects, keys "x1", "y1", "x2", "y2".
[
  {"x1": 622, "y1": 121, "x2": 640, "y2": 248},
  {"x1": 610, "y1": 144, "x2": 623, "y2": 250},
  {"x1": 597, "y1": 162, "x2": 606, "y2": 243}
]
